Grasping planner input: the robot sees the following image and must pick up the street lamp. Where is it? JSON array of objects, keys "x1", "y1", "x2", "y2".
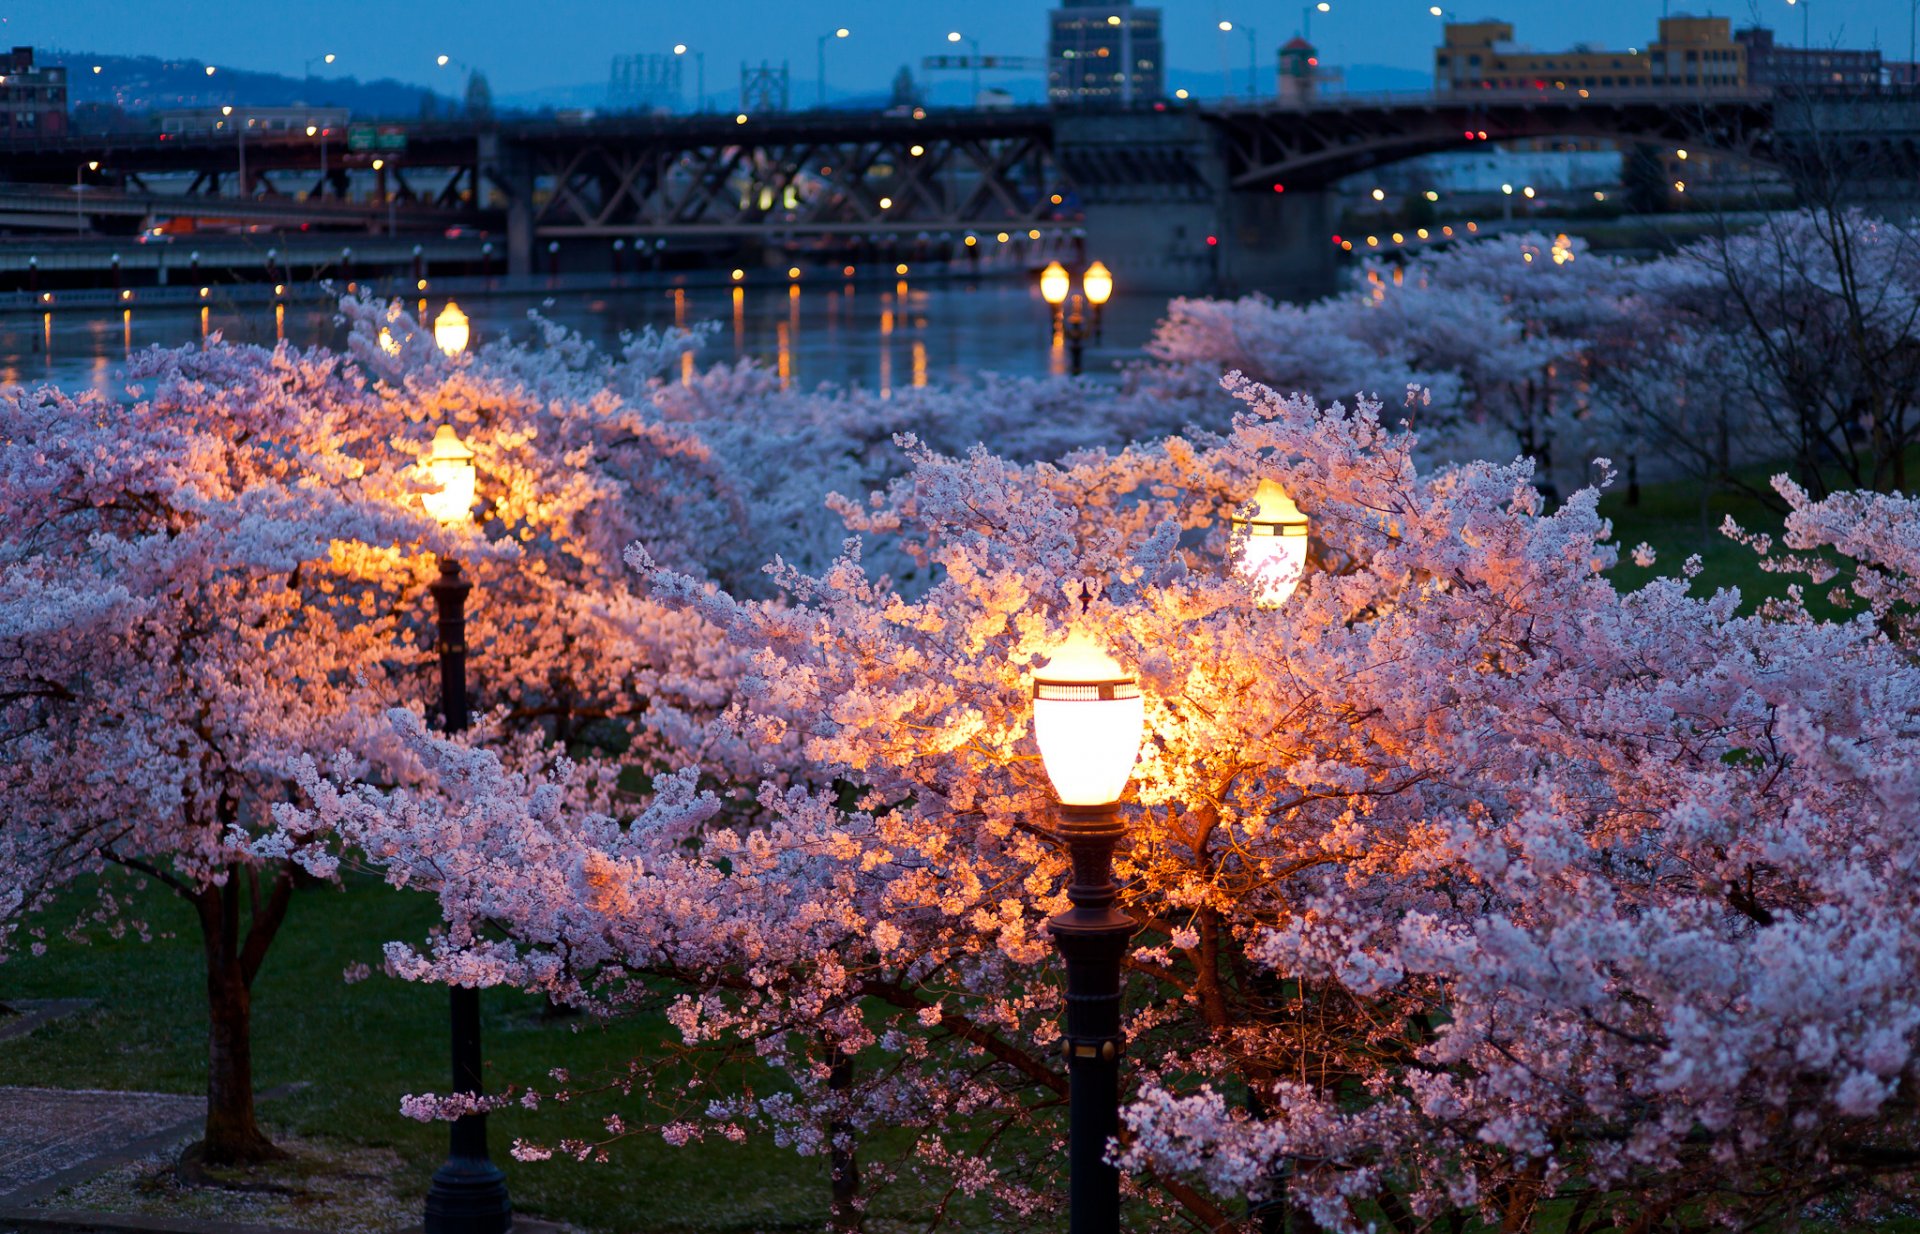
[
  {"x1": 1040, "y1": 259, "x2": 1071, "y2": 331},
  {"x1": 673, "y1": 43, "x2": 706, "y2": 112},
  {"x1": 1785, "y1": 0, "x2": 1809, "y2": 50},
  {"x1": 817, "y1": 27, "x2": 849, "y2": 109},
  {"x1": 947, "y1": 30, "x2": 983, "y2": 105},
  {"x1": 1229, "y1": 478, "x2": 1311, "y2": 608},
  {"x1": 1082, "y1": 261, "x2": 1112, "y2": 341},
  {"x1": 417, "y1": 425, "x2": 511, "y2": 1234},
  {"x1": 1218, "y1": 21, "x2": 1260, "y2": 99},
  {"x1": 1063, "y1": 294, "x2": 1089, "y2": 377},
  {"x1": 1031, "y1": 629, "x2": 1145, "y2": 1234},
  {"x1": 303, "y1": 53, "x2": 337, "y2": 77},
  {"x1": 435, "y1": 302, "x2": 470, "y2": 356}
]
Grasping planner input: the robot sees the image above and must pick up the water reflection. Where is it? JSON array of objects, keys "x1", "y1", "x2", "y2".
[{"x1": 0, "y1": 279, "x2": 1158, "y2": 399}]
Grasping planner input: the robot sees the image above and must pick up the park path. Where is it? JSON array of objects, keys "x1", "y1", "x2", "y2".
[{"x1": 0, "y1": 1086, "x2": 204, "y2": 1202}]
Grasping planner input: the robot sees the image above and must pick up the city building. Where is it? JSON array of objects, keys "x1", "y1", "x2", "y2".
[
  {"x1": 1737, "y1": 26, "x2": 1880, "y2": 91},
  {"x1": 0, "y1": 47, "x2": 68, "y2": 139},
  {"x1": 1647, "y1": 15, "x2": 1746, "y2": 88},
  {"x1": 1048, "y1": 2, "x2": 1164, "y2": 106},
  {"x1": 1435, "y1": 21, "x2": 1649, "y2": 93},
  {"x1": 1436, "y1": 15, "x2": 1752, "y2": 94}
]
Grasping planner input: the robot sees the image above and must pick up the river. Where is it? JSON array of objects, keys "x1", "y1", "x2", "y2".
[{"x1": 0, "y1": 277, "x2": 1170, "y2": 398}]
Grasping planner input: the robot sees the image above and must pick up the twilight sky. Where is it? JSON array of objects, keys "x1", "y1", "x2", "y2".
[{"x1": 7, "y1": 0, "x2": 1916, "y2": 98}]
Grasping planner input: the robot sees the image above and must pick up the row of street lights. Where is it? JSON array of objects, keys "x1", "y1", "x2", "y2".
[
  {"x1": 410, "y1": 295, "x2": 1310, "y2": 1234},
  {"x1": 416, "y1": 306, "x2": 511, "y2": 1234},
  {"x1": 1037, "y1": 476, "x2": 1307, "y2": 1233},
  {"x1": 1039, "y1": 260, "x2": 1113, "y2": 376}
]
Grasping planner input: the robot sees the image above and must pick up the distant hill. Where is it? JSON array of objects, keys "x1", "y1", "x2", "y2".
[
  {"x1": 38, "y1": 48, "x2": 1432, "y2": 131},
  {"x1": 46, "y1": 49, "x2": 460, "y2": 129}
]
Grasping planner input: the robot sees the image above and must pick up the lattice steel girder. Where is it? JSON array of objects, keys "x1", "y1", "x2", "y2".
[
  {"x1": 522, "y1": 112, "x2": 1075, "y2": 236},
  {"x1": 1208, "y1": 94, "x2": 1780, "y2": 189}
]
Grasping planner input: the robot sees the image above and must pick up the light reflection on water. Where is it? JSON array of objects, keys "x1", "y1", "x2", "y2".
[{"x1": 0, "y1": 279, "x2": 1158, "y2": 400}]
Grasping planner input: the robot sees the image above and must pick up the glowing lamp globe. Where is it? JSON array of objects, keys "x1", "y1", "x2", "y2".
[
  {"x1": 421, "y1": 425, "x2": 477, "y2": 525},
  {"x1": 1082, "y1": 261, "x2": 1113, "y2": 307},
  {"x1": 434, "y1": 301, "x2": 470, "y2": 356},
  {"x1": 1231, "y1": 478, "x2": 1311, "y2": 608},
  {"x1": 1031, "y1": 630, "x2": 1144, "y2": 806},
  {"x1": 1039, "y1": 260, "x2": 1071, "y2": 308}
]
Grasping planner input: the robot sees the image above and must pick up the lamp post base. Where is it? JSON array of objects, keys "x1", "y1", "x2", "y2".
[
  {"x1": 1048, "y1": 802, "x2": 1136, "y2": 1234},
  {"x1": 423, "y1": 1156, "x2": 512, "y2": 1234}
]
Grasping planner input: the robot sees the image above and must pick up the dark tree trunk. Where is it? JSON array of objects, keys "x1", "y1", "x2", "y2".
[
  {"x1": 188, "y1": 863, "x2": 294, "y2": 1166},
  {"x1": 827, "y1": 1042, "x2": 861, "y2": 1232}
]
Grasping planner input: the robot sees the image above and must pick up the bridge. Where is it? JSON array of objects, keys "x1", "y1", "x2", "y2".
[{"x1": 2, "y1": 88, "x2": 1914, "y2": 293}]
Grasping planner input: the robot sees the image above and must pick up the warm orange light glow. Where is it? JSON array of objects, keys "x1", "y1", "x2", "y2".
[
  {"x1": 434, "y1": 301, "x2": 470, "y2": 355},
  {"x1": 1031, "y1": 630, "x2": 1144, "y2": 806},
  {"x1": 1231, "y1": 478, "x2": 1310, "y2": 608},
  {"x1": 1039, "y1": 260, "x2": 1071, "y2": 306},
  {"x1": 1082, "y1": 260, "x2": 1112, "y2": 307},
  {"x1": 421, "y1": 425, "x2": 477, "y2": 525}
]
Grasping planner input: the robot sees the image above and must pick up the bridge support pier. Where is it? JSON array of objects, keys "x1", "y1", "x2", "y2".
[
  {"x1": 477, "y1": 131, "x2": 536, "y2": 279},
  {"x1": 1059, "y1": 110, "x2": 1342, "y2": 301},
  {"x1": 1213, "y1": 186, "x2": 1341, "y2": 300}
]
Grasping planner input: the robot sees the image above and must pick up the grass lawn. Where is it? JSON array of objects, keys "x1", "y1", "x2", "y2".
[
  {"x1": 1598, "y1": 463, "x2": 1812, "y2": 608},
  {"x1": 0, "y1": 872, "x2": 847, "y2": 1233}
]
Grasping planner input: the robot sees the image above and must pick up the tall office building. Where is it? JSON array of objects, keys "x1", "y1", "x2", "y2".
[
  {"x1": 1048, "y1": 2, "x2": 1164, "y2": 106},
  {"x1": 0, "y1": 48, "x2": 67, "y2": 139}
]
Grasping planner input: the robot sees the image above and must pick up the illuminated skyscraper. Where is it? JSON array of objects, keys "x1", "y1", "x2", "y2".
[{"x1": 1048, "y1": 3, "x2": 1164, "y2": 107}]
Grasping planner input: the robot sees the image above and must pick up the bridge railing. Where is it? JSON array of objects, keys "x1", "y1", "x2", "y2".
[{"x1": 1219, "y1": 85, "x2": 1775, "y2": 113}]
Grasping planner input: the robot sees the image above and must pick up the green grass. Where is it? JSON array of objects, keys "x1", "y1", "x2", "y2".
[
  {"x1": 0, "y1": 873, "x2": 843, "y2": 1233},
  {"x1": 1599, "y1": 464, "x2": 1791, "y2": 605}
]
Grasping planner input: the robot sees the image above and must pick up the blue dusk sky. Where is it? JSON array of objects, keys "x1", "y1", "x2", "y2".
[{"x1": 5, "y1": 0, "x2": 1914, "y2": 99}]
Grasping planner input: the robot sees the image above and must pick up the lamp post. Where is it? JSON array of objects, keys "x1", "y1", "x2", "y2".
[
  {"x1": 1302, "y1": 1, "x2": 1330, "y2": 41},
  {"x1": 1082, "y1": 261, "x2": 1112, "y2": 342},
  {"x1": 1064, "y1": 294, "x2": 1088, "y2": 377},
  {"x1": 673, "y1": 44, "x2": 705, "y2": 112},
  {"x1": 1031, "y1": 630, "x2": 1146, "y2": 1234},
  {"x1": 1217, "y1": 22, "x2": 1259, "y2": 99},
  {"x1": 1785, "y1": 0, "x2": 1809, "y2": 50},
  {"x1": 1040, "y1": 259, "x2": 1070, "y2": 333},
  {"x1": 417, "y1": 421, "x2": 512, "y2": 1234},
  {"x1": 435, "y1": 302, "x2": 470, "y2": 356},
  {"x1": 1229, "y1": 478, "x2": 1311, "y2": 607},
  {"x1": 817, "y1": 28, "x2": 849, "y2": 109},
  {"x1": 947, "y1": 31, "x2": 982, "y2": 106}
]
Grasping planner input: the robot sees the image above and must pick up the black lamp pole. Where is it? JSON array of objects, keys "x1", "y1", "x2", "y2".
[
  {"x1": 424, "y1": 557, "x2": 513, "y2": 1234},
  {"x1": 1048, "y1": 801, "x2": 1136, "y2": 1234},
  {"x1": 1064, "y1": 295, "x2": 1089, "y2": 378}
]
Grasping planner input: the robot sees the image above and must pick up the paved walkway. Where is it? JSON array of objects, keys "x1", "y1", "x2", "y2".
[{"x1": 0, "y1": 1088, "x2": 203, "y2": 1202}]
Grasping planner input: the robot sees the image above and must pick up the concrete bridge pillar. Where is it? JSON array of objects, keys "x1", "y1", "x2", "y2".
[
  {"x1": 479, "y1": 131, "x2": 535, "y2": 278},
  {"x1": 1056, "y1": 109, "x2": 1342, "y2": 301},
  {"x1": 1214, "y1": 186, "x2": 1340, "y2": 299}
]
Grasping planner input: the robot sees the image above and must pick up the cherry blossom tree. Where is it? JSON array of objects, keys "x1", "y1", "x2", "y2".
[
  {"x1": 1140, "y1": 233, "x2": 1627, "y2": 494},
  {"x1": 1634, "y1": 208, "x2": 1920, "y2": 497},
  {"x1": 265, "y1": 358, "x2": 1920, "y2": 1232},
  {"x1": 0, "y1": 301, "x2": 756, "y2": 1162}
]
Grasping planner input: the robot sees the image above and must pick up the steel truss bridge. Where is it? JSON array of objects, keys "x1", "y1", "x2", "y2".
[{"x1": 1, "y1": 89, "x2": 1916, "y2": 280}]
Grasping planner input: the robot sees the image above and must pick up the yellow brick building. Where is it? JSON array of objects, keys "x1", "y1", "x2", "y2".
[{"x1": 1435, "y1": 16, "x2": 1745, "y2": 93}]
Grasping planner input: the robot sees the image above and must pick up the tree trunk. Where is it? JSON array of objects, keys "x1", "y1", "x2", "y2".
[
  {"x1": 188, "y1": 864, "x2": 294, "y2": 1166},
  {"x1": 827, "y1": 1043, "x2": 862, "y2": 1232}
]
